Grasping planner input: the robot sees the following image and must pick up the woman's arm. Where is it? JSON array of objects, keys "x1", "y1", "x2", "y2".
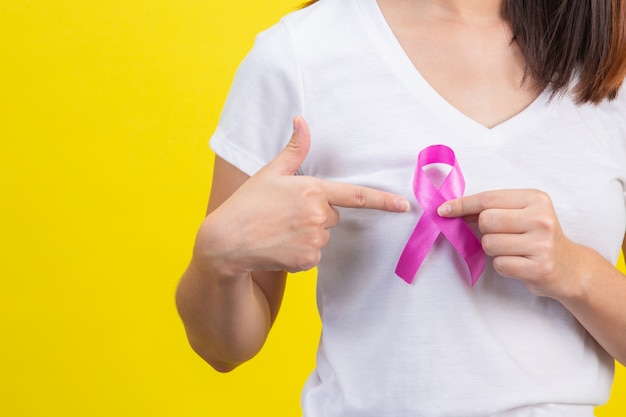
[
  {"x1": 176, "y1": 117, "x2": 410, "y2": 372},
  {"x1": 176, "y1": 157, "x2": 287, "y2": 372},
  {"x1": 555, "y1": 233, "x2": 626, "y2": 365},
  {"x1": 439, "y1": 190, "x2": 626, "y2": 365}
]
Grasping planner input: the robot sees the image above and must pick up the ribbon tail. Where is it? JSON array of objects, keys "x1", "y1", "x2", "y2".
[
  {"x1": 466, "y1": 250, "x2": 486, "y2": 287},
  {"x1": 395, "y1": 216, "x2": 440, "y2": 284},
  {"x1": 440, "y1": 219, "x2": 486, "y2": 286}
]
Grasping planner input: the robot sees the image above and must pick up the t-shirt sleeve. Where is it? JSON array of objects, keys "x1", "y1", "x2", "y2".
[
  {"x1": 210, "y1": 22, "x2": 304, "y2": 176},
  {"x1": 617, "y1": 88, "x2": 626, "y2": 217},
  {"x1": 597, "y1": 85, "x2": 626, "y2": 219}
]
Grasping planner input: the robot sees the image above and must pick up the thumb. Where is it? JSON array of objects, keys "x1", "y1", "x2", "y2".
[{"x1": 261, "y1": 116, "x2": 311, "y2": 176}]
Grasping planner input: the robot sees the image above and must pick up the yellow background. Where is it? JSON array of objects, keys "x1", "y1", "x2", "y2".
[{"x1": 0, "y1": 1, "x2": 623, "y2": 416}]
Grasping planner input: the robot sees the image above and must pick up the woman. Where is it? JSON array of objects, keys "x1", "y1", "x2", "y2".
[{"x1": 177, "y1": 0, "x2": 626, "y2": 415}]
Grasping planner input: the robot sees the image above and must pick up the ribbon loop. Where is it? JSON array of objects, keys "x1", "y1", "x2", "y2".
[{"x1": 395, "y1": 145, "x2": 485, "y2": 286}]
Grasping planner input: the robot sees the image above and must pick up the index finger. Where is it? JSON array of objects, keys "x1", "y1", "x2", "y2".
[
  {"x1": 437, "y1": 189, "x2": 534, "y2": 218},
  {"x1": 323, "y1": 180, "x2": 411, "y2": 213}
]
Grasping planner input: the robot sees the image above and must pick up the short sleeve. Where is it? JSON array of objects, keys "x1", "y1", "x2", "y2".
[
  {"x1": 210, "y1": 22, "x2": 304, "y2": 176},
  {"x1": 592, "y1": 85, "x2": 626, "y2": 214},
  {"x1": 614, "y1": 87, "x2": 626, "y2": 213}
]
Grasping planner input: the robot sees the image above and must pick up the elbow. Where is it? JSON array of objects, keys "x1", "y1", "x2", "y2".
[
  {"x1": 192, "y1": 346, "x2": 241, "y2": 374},
  {"x1": 187, "y1": 337, "x2": 248, "y2": 373},
  {"x1": 208, "y1": 360, "x2": 239, "y2": 374}
]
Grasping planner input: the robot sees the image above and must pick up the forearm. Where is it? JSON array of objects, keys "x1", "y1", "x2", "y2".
[
  {"x1": 557, "y1": 243, "x2": 626, "y2": 365},
  {"x1": 176, "y1": 260, "x2": 276, "y2": 372},
  {"x1": 438, "y1": 190, "x2": 626, "y2": 363}
]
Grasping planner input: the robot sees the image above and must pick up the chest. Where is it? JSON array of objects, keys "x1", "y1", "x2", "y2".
[
  {"x1": 302, "y1": 93, "x2": 626, "y2": 264},
  {"x1": 379, "y1": 2, "x2": 539, "y2": 128}
]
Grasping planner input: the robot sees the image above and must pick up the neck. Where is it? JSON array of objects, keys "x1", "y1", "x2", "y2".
[{"x1": 405, "y1": 0, "x2": 505, "y2": 22}]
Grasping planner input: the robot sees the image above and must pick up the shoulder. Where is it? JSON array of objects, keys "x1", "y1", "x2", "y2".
[
  {"x1": 280, "y1": 0, "x2": 356, "y2": 29},
  {"x1": 558, "y1": 83, "x2": 626, "y2": 128},
  {"x1": 253, "y1": 0, "x2": 364, "y2": 55},
  {"x1": 242, "y1": 0, "x2": 347, "y2": 70},
  {"x1": 581, "y1": 84, "x2": 626, "y2": 131},
  {"x1": 570, "y1": 84, "x2": 626, "y2": 167},
  {"x1": 241, "y1": 0, "x2": 374, "y2": 91}
]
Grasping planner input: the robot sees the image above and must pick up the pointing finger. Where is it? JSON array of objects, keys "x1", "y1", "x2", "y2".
[{"x1": 324, "y1": 181, "x2": 411, "y2": 213}]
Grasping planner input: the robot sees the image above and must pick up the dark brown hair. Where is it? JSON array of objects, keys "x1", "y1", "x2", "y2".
[
  {"x1": 506, "y1": 0, "x2": 626, "y2": 103},
  {"x1": 302, "y1": 0, "x2": 626, "y2": 103}
]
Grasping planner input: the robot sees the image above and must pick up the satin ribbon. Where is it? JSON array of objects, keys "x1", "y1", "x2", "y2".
[{"x1": 395, "y1": 145, "x2": 485, "y2": 286}]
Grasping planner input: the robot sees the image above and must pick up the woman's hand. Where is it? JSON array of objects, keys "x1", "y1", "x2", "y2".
[
  {"x1": 194, "y1": 116, "x2": 411, "y2": 278},
  {"x1": 439, "y1": 189, "x2": 626, "y2": 363},
  {"x1": 437, "y1": 189, "x2": 583, "y2": 299},
  {"x1": 178, "y1": 116, "x2": 410, "y2": 370}
]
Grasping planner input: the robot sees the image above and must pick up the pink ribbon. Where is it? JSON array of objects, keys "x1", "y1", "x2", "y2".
[{"x1": 395, "y1": 145, "x2": 485, "y2": 286}]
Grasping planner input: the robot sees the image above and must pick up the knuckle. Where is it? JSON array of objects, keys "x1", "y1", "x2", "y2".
[
  {"x1": 477, "y1": 211, "x2": 493, "y2": 231},
  {"x1": 534, "y1": 216, "x2": 557, "y2": 232},
  {"x1": 531, "y1": 189, "x2": 552, "y2": 205},
  {"x1": 301, "y1": 180, "x2": 325, "y2": 199},
  {"x1": 307, "y1": 232, "x2": 326, "y2": 250},
  {"x1": 379, "y1": 193, "x2": 393, "y2": 211},
  {"x1": 534, "y1": 239, "x2": 554, "y2": 256},
  {"x1": 535, "y1": 260, "x2": 555, "y2": 280},
  {"x1": 479, "y1": 193, "x2": 497, "y2": 210},
  {"x1": 296, "y1": 251, "x2": 321, "y2": 271},
  {"x1": 307, "y1": 206, "x2": 328, "y2": 227},
  {"x1": 351, "y1": 188, "x2": 368, "y2": 208},
  {"x1": 284, "y1": 137, "x2": 299, "y2": 153}
]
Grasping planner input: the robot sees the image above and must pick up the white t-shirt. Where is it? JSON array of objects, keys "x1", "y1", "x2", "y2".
[{"x1": 210, "y1": 0, "x2": 626, "y2": 416}]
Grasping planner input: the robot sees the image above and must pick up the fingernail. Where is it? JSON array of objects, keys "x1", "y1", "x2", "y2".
[
  {"x1": 437, "y1": 204, "x2": 451, "y2": 216},
  {"x1": 292, "y1": 116, "x2": 300, "y2": 134},
  {"x1": 396, "y1": 199, "x2": 411, "y2": 212}
]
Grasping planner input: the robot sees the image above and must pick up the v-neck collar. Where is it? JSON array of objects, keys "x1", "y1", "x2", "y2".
[{"x1": 356, "y1": 0, "x2": 554, "y2": 139}]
